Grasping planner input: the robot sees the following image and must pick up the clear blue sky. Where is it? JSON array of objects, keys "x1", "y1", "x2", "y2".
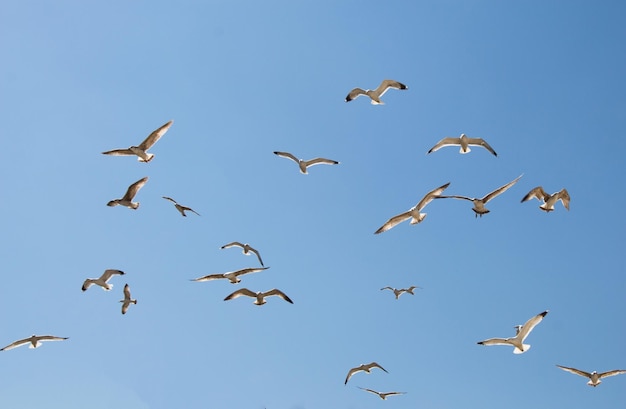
[{"x1": 1, "y1": 1, "x2": 625, "y2": 408}]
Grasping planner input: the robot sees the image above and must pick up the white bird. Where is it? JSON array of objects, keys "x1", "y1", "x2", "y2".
[
  {"x1": 380, "y1": 285, "x2": 421, "y2": 299},
  {"x1": 191, "y1": 267, "x2": 269, "y2": 284},
  {"x1": 345, "y1": 79, "x2": 408, "y2": 105},
  {"x1": 223, "y1": 288, "x2": 293, "y2": 305},
  {"x1": 107, "y1": 177, "x2": 148, "y2": 209},
  {"x1": 477, "y1": 310, "x2": 548, "y2": 354},
  {"x1": 374, "y1": 182, "x2": 450, "y2": 234},
  {"x1": 357, "y1": 387, "x2": 406, "y2": 400},
  {"x1": 0, "y1": 335, "x2": 68, "y2": 351},
  {"x1": 556, "y1": 365, "x2": 626, "y2": 387},
  {"x1": 427, "y1": 133, "x2": 498, "y2": 156},
  {"x1": 220, "y1": 242, "x2": 264, "y2": 266},
  {"x1": 521, "y1": 187, "x2": 570, "y2": 212},
  {"x1": 102, "y1": 120, "x2": 173, "y2": 162},
  {"x1": 162, "y1": 196, "x2": 201, "y2": 217},
  {"x1": 120, "y1": 283, "x2": 137, "y2": 315},
  {"x1": 344, "y1": 362, "x2": 388, "y2": 384},
  {"x1": 273, "y1": 151, "x2": 339, "y2": 174},
  {"x1": 82, "y1": 269, "x2": 125, "y2": 291},
  {"x1": 435, "y1": 175, "x2": 522, "y2": 217}
]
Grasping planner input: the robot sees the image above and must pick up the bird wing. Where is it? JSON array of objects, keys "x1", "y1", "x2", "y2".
[
  {"x1": 273, "y1": 151, "x2": 300, "y2": 164},
  {"x1": 598, "y1": 369, "x2": 626, "y2": 379},
  {"x1": 357, "y1": 387, "x2": 380, "y2": 396},
  {"x1": 102, "y1": 148, "x2": 135, "y2": 156},
  {"x1": 304, "y1": 158, "x2": 339, "y2": 167},
  {"x1": 466, "y1": 137, "x2": 497, "y2": 156},
  {"x1": 138, "y1": 120, "x2": 173, "y2": 150},
  {"x1": 122, "y1": 302, "x2": 130, "y2": 315},
  {"x1": 374, "y1": 210, "x2": 412, "y2": 234},
  {"x1": 191, "y1": 273, "x2": 226, "y2": 282},
  {"x1": 374, "y1": 79, "x2": 407, "y2": 97},
  {"x1": 82, "y1": 279, "x2": 94, "y2": 291},
  {"x1": 556, "y1": 365, "x2": 592, "y2": 378},
  {"x1": 380, "y1": 287, "x2": 394, "y2": 291},
  {"x1": 382, "y1": 391, "x2": 405, "y2": 397},
  {"x1": 264, "y1": 288, "x2": 293, "y2": 303},
  {"x1": 122, "y1": 177, "x2": 148, "y2": 201},
  {"x1": 123, "y1": 284, "x2": 131, "y2": 300},
  {"x1": 181, "y1": 205, "x2": 201, "y2": 216},
  {"x1": 37, "y1": 335, "x2": 68, "y2": 342},
  {"x1": 248, "y1": 247, "x2": 264, "y2": 266},
  {"x1": 344, "y1": 367, "x2": 362, "y2": 384},
  {"x1": 482, "y1": 174, "x2": 522, "y2": 203},
  {"x1": 517, "y1": 310, "x2": 548, "y2": 342},
  {"x1": 220, "y1": 241, "x2": 245, "y2": 250},
  {"x1": 415, "y1": 182, "x2": 451, "y2": 210},
  {"x1": 0, "y1": 337, "x2": 30, "y2": 351},
  {"x1": 345, "y1": 87, "x2": 367, "y2": 102},
  {"x1": 101, "y1": 269, "x2": 125, "y2": 282},
  {"x1": 477, "y1": 337, "x2": 512, "y2": 347},
  {"x1": 232, "y1": 267, "x2": 270, "y2": 277},
  {"x1": 434, "y1": 195, "x2": 474, "y2": 202},
  {"x1": 556, "y1": 189, "x2": 570, "y2": 210},
  {"x1": 224, "y1": 288, "x2": 258, "y2": 301},
  {"x1": 367, "y1": 362, "x2": 388, "y2": 373},
  {"x1": 521, "y1": 186, "x2": 549, "y2": 203},
  {"x1": 162, "y1": 196, "x2": 178, "y2": 204},
  {"x1": 427, "y1": 137, "x2": 461, "y2": 154}
]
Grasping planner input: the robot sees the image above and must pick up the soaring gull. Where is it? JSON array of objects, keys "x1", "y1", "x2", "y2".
[
  {"x1": 102, "y1": 120, "x2": 173, "y2": 162},
  {"x1": 477, "y1": 310, "x2": 548, "y2": 354},
  {"x1": 345, "y1": 79, "x2": 408, "y2": 105}
]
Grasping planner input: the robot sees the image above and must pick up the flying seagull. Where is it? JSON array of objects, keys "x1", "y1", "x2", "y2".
[
  {"x1": 1, "y1": 335, "x2": 68, "y2": 351},
  {"x1": 120, "y1": 283, "x2": 137, "y2": 315},
  {"x1": 82, "y1": 269, "x2": 125, "y2": 291},
  {"x1": 556, "y1": 365, "x2": 626, "y2": 387},
  {"x1": 162, "y1": 196, "x2": 201, "y2": 217},
  {"x1": 435, "y1": 175, "x2": 522, "y2": 217},
  {"x1": 357, "y1": 387, "x2": 406, "y2": 400},
  {"x1": 102, "y1": 120, "x2": 173, "y2": 162},
  {"x1": 223, "y1": 288, "x2": 293, "y2": 305},
  {"x1": 381, "y1": 286, "x2": 421, "y2": 299},
  {"x1": 220, "y1": 242, "x2": 264, "y2": 266},
  {"x1": 191, "y1": 267, "x2": 269, "y2": 284},
  {"x1": 521, "y1": 187, "x2": 570, "y2": 212},
  {"x1": 427, "y1": 133, "x2": 497, "y2": 157},
  {"x1": 345, "y1": 79, "x2": 408, "y2": 105},
  {"x1": 273, "y1": 151, "x2": 339, "y2": 174},
  {"x1": 344, "y1": 362, "x2": 388, "y2": 385},
  {"x1": 374, "y1": 182, "x2": 450, "y2": 234},
  {"x1": 107, "y1": 176, "x2": 148, "y2": 209},
  {"x1": 477, "y1": 310, "x2": 548, "y2": 354}
]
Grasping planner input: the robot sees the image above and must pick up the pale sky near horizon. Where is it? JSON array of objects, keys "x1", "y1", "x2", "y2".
[{"x1": 1, "y1": 1, "x2": 625, "y2": 408}]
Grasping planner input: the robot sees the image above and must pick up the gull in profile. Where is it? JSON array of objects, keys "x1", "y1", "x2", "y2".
[
  {"x1": 223, "y1": 288, "x2": 293, "y2": 305},
  {"x1": 273, "y1": 151, "x2": 339, "y2": 174},
  {"x1": 102, "y1": 120, "x2": 173, "y2": 162},
  {"x1": 162, "y1": 196, "x2": 201, "y2": 217},
  {"x1": 556, "y1": 365, "x2": 626, "y2": 387},
  {"x1": 381, "y1": 285, "x2": 421, "y2": 299},
  {"x1": 344, "y1": 362, "x2": 388, "y2": 384},
  {"x1": 435, "y1": 175, "x2": 522, "y2": 217},
  {"x1": 427, "y1": 133, "x2": 497, "y2": 157},
  {"x1": 82, "y1": 269, "x2": 125, "y2": 291},
  {"x1": 120, "y1": 284, "x2": 137, "y2": 315},
  {"x1": 220, "y1": 242, "x2": 264, "y2": 266},
  {"x1": 192, "y1": 267, "x2": 270, "y2": 284},
  {"x1": 521, "y1": 187, "x2": 570, "y2": 212},
  {"x1": 1, "y1": 335, "x2": 68, "y2": 351},
  {"x1": 345, "y1": 79, "x2": 408, "y2": 105},
  {"x1": 357, "y1": 387, "x2": 406, "y2": 400},
  {"x1": 374, "y1": 182, "x2": 450, "y2": 234},
  {"x1": 107, "y1": 177, "x2": 148, "y2": 209},
  {"x1": 477, "y1": 310, "x2": 548, "y2": 354}
]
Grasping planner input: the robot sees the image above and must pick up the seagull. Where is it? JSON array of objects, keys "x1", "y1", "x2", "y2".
[
  {"x1": 345, "y1": 79, "x2": 408, "y2": 105},
  {"x1": 374, "y1": 182, "x2": 450, "y2": 234},
  {"x1": 120, "y1": 284, "x2": 137, "y2": 315},
  {"x1": 344, "y1": 362, "x2": 388, "y2": 384},
  {"x1": 427, "y1": 133, "x2": 497, "y2": 156},
  {"x1": 521, "y1": 187, "x2": 570, "y2": 212},
  {"x1": 102, "y1": 120, "x2": 173, "y2": 162},
  {"x1": 107, "y1": 176, "x2": 148, "y2": 209},
  {"x1": 223, "y1": 288, "x2": 293, "y2": 305},
  {"x1": 477, "y1": 310, "x2": 548, "y2": 354},
  {"x1": 0, "y1": 335, "x2": 68, "y2": 351},
  {"x1": 192, "y1": 267, "x2": 270, "y2": 284},
  {"x1": 273, "y1": 151, "x2": 339, "y2": 174},
  {"x1": 435, "y1": 175, "x2": 522, "y2": 217},
  {"x1": 556, "y1": 365, "x2": 626, "y2": 387},
  {"x1": 162, "y1": 196, "x2": 201, "y2": 217},
  {"x1": 357, "y1": 387, "x2": 406, "y2": 400},
  {"x1": 82, "y1": 269, "x2": 125, "y2": 291},
  {"x1": 220, "y1": 242, "x2": 264, "y2": 266},
  {"x1": 380, "y1": 286, "x2": 421, "y2": 299}
]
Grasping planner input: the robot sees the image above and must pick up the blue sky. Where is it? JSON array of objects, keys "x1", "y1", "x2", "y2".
[{"x1": 1, "y1": 1, "x2": 625, "y2": 408}]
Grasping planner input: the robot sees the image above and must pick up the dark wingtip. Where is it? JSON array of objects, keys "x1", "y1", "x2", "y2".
[
  {"x1": 477, "y1": 341, "x2": 484, "y2": 345},
  {"x1": 540, "y1": 310, "x2": 549, "y2": 317}
]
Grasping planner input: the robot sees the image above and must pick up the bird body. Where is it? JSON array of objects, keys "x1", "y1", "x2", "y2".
[
  {"x1": 344, "y1": 362, "x2": 388, "y2": 384},
  {"x1": 220, "y1": 242, "x2": 264, "y2": 266},
  {"x1": 477, "y1": 310, "x2": 548, "y2": 354},
  {"x1": 273, "y1": 151, "x2": 339, "y2": 174},
  {"x1": 102, "y1": 120, "x2": 173, "y2": 162},
  {"x1": 345, "y1": 79, "x2": 408, "y2": 104},
  {"x1": 162, "y1": 196, "x2": 201, "y2": 217},
  {"x1": 82, "y1": 269, "x2": 125, "y2": 291},
  {"x1": 223, "y1": 288, "x2": 293, "y2": 305},
  {"x1": 107, "y1": 177, "x2": 148, "y2": 209},
  {"x1": 120, "y1": 283, "x2": 137, "y2": 314},
  {"x1": 521, "y1": 187, "x2": 570, "y2": 212},
  {"x1": 556, "y1": 365, "x2": 626, "y2": 387},
  {"x1": 428, "y1": 133, "x2": 497, "y2": 156},
  {"x1": 1, "y1": 335, "x2": 68, "y2": 351},
  {"x1": 192, "y1": 267, "x2": 269, "y2": 284}
]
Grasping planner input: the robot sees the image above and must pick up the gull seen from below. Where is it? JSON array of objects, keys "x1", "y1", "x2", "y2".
[
  {"x1": 345, "y1": 79, "x2": 408, "y2": 105},
  {"x1": 344, "y1": 362, "x2": 388, "y2": 385},
  {"x1": 477, "y1": 310, "x2": 549, "y2": 354},
  {"x1": 82, "y1": 269, "x2": 125, "y2": 291},
  {"x1": 357, "y1": 387, "x2": 406, "y2": 400},
  {"x1": 273, "y1": 151, "x2": 339, "y2": 174},
  {"x1": 521, "y1": 187, "x2": 570, "y2": 212},
  {"x1": 427, "y1": 133, "x2": 498, "y2": 157},
  {"x1": 102, "y1": 120, "x2": 173, "y2": 162},
  {"x1": 0, "y1": 335, "x2": 68, "y2": 351},
  {"x1": 120, "y1": 284, "x2": 137, "y2": 315},
  {"x1": 223, "y1": 288, "x2": 293, "y2": 305},
  {"x1": 380, "y1": 285, "x2": 421, "y2": 299},
  {"x1": 107, "y1": 176, "x2": 148, "y2": 209},
  {"x1": 162, "y1": 196, "x2": 201, "y2": 217},
  {"x1": 220, "y1": 242, "x2": 264, "y2": 266},
  {"x1": 374, "y1": 182, "x2": 450, "y2": 234},
  {"x1": 555, "y1": 365, "x2": 626, "y2": 387},
  {"x1": 191, "y1": 267, "x2": 270, "y2": 284}
]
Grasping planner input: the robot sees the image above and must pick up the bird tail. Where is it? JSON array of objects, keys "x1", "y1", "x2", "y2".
[
  {"x1": 410, "y1": 213, "x2": 426, "y2": 224},
  {"x1": 588, "y1": 380, "x2": 600, "y2": 387},
  {"x1": 130, "y1": 203, "x2": 140, "y2": 210},
  {"x1": 138, "y1": 153, "x2": 154, "y2": 162},
  {"x1": 30, "y1": 341, "x2": 42, "y2": 349},
  {"x1": 539, "y1": 204, "x2": 554, "y2": 212},
  {"x1": 513, "y1": 344, "x2": 530, "y2": 354},
  {"x1": 460, "y1": 146, "x2": 471, "y2": 154}
]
